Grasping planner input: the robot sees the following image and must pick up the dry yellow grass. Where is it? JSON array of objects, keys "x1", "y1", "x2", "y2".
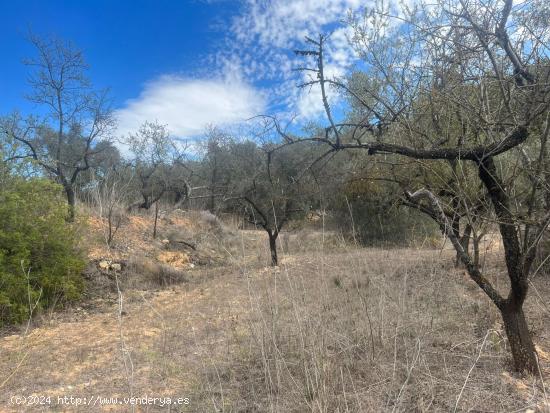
[
  {"x1": 157, "y1": 251, "x2": 191, "y2": 268},
  {"x1": 230, "y1": 248, "x2": 549, "y2": 412},
  {"x1": 0, "y1": 219, "x2": 548, "y2": 412}
]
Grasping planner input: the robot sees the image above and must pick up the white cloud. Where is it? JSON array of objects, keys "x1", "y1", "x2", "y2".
[
  {"x1": 225, "y1": 0, "x2": 367, "y2": 121},
  {"x1": 116, "y1": 0, "x2": 406, "y2": 139},
  {"x1": 115, "y1": 73, "x2": 266, "y2": 139},
  {"x1": 233, "y1": 0, "x2": 362, "y2": 49},
  {"x1": 294, "y1": 61, "x2": 347, "y2": 119}
]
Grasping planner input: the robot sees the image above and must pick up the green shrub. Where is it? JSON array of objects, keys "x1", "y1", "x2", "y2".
[
  {"x1": 341, "y1": 198, "x2": 438, "y2": 246},
  {"x1": 331, "y1": 177, "x2": 438, "y2": 246},
  {"x1": 0, "y1": 178, "x2": 85, "y2": 325}
]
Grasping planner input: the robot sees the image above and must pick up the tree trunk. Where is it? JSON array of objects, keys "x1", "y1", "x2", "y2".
[
  {"x1": 500, "y1": 301, "x2": 538, "y2": 374},
  {"x1": 107, "y1": 207, "x2": 114, "y2": 246},
  {"x1": 477, "y1": 157, "x2": 539, "y2": 373},
  {"x1": 153, "y1": 202, "x2": 159, "y2": 239},
  {"x1": 173, "y1": 190, "x2": 188, "y2": 209},
  {"x1": 65, "y1": 184, "x2": 76, "y2": 222},
  {"x1": 139, "y1": 194, "x2": 152, "y2": 210},
  {"x1": 268, "y1": 231, "x2": 278, "y2": 266},
  {"x1": 173, "y1": 192, "x2": 189, "y2": 210},
  {"x1": 174, "y1": 190, "x2": 183, "y2": 204},
  {"x1": 456, "y1": 224, "x2": 472, "y2": 267}
]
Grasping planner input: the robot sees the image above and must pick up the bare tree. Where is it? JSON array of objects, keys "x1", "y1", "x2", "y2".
[
  {"x1": 225, "y1": 142, "x2": 307, "y2": 266},
  {"x1": 1, "y1": 35, "x2": 115, "y2": 221},
  {"x1": 91, "y1": 165, "x2": 134, "y2": 247},
  {"x1": 240, "y1": 192, "x2": 302, "y2": 267},
  {"x1": 280, "y1": 0, "x2": 550, "y2": 373},
  {"x1": 166, "y1": 160, "x2": 212, "y2": 210},
  {"x1": 125, "y1": 121, "x2": 184, "y2": 210}
]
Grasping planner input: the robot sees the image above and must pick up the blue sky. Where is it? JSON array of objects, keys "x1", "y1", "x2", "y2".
[
  {"x1": 0, "y1": 0, "x2": 367, "y2": 139},
  {"x1": 0, "y1": 1, "x2": 238, "y2": 109}
]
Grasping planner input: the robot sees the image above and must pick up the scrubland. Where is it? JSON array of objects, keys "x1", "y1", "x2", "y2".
[{"x1": 0, "y1": 209, "x2": 548, "y2": 412}]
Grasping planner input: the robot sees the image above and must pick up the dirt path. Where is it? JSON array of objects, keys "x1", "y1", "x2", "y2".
[{"x1": 0, "y1": 265, "x2": 254, "y2": 412}]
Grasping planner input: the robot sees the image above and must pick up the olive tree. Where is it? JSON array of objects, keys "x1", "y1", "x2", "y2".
[
  {"x1": 199, "y1": 127, "x2": 235, "y2": 212},
  {"x1": 0, "y1": 35, "x2": 115, "y2": 220},
  {"x1": 125, "y1": 121, "x2": 185, "y2": 210},
  {"x1": 224, "y1": 140, "x2": 308, "y2": 266},
  {"x1": 280, "y1": 0, "x2": 550, "y2": 373}
]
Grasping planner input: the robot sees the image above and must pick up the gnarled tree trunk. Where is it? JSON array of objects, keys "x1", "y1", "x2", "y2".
[
  {"x1": 63, "y1": 183, "x2": 76, "y2": 222},
  {"x1": 268, "y1": 230, "x2": 278, "y2": 266},
  {"x1": 407, "y1": 156, "x2": 540, "y2": 374},
  {"x1": 478, "y1": 156, "x2": 538, "y2": 374},
  {"x1": 500, "y1": 299, "x2": 538, "y2": 372},
  {"x1": 455, "y1": 223, "x2": 472, "y2": 267}
]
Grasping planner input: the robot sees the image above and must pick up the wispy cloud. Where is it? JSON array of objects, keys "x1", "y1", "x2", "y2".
[
  {"x1": 115, "y1": 73, "x2": 266, "y2": 138},
  {"x1": 233, "y1": 0, "x2": 361, "y2": 49},
  {"x1": 116, "y1": 0, "x2": 397, "y2": 138},
  {"x1": 223, "y1": 0, "x2": 365, "y2": 121}
]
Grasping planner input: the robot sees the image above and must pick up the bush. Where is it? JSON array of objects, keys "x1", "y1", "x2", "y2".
[
  {"x1": 332, "y1": 191, "x2": 438, "y2": 246},
  {"x1": 0, "y1": 178, "x2": 85, "y2": 326},
  {"x1": 349, "y1": 201, "x2": 438, "y2": 246}
]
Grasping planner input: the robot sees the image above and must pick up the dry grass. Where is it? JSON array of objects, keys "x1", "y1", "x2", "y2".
[
  {"x1": 188, "y1": 240, "x2": 550, "y2": 412},
  {"x1": 0, "y1": 215, "x2": 548, "y2": 412}
]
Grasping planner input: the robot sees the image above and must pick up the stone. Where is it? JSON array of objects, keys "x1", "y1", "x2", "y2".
[
  {"x1": 98, "y1": 260, "x2": 110, "y2": 270},
  {"x1": 110, "y1": 263, "x2": 122, "y2": 271}
]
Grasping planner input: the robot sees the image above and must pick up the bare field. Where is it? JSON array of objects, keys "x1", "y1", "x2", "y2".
[{"x1": 0, "y1": 229, "x2": 549, "y2": 412}]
